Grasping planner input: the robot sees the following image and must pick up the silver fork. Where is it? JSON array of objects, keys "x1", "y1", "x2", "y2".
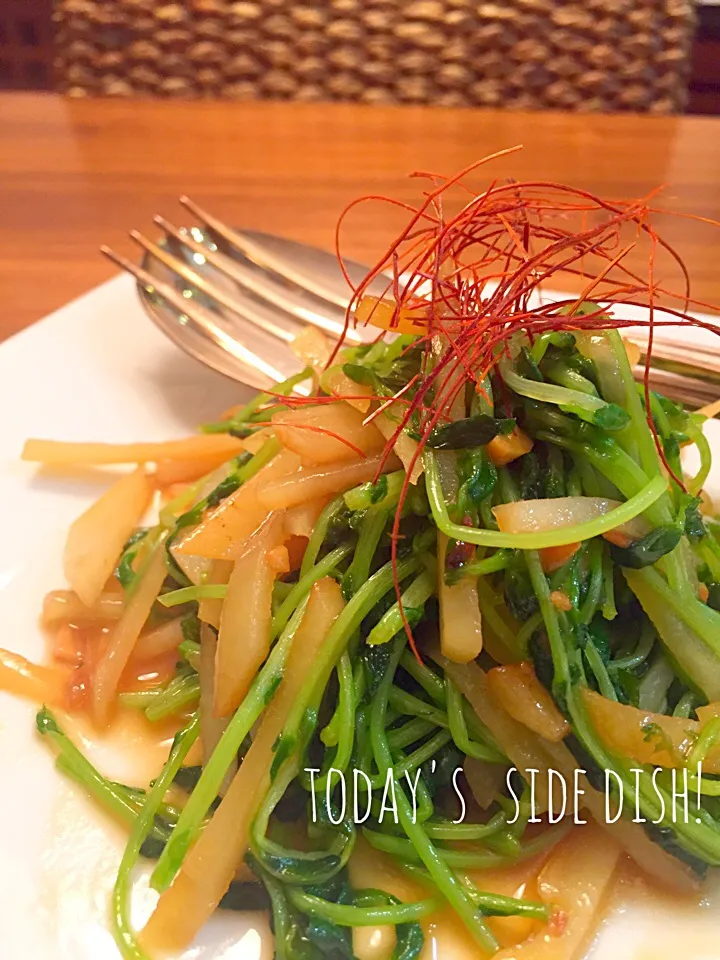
[
  {"x1": 101, "y1": 197, "x2": 385, "y2": 394},
  {"x1": 101, "y1": 198, "x2": 720, "y2": 410}
]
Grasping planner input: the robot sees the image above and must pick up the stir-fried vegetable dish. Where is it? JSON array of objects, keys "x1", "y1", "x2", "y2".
[{"x1": 6, "y1": 158, "x2": 720, "y2": 959}]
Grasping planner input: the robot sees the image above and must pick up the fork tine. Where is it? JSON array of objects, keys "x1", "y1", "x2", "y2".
[
  {"x1": 130, "y1": 229, "x2": 296, "y2": 346},
  {"x1": 100, "y1": 244, "x2": 171, "y2": 296},
  {"x1": 100, "y1": 245, "x2": 301, "y2": 390},
  {"x1": 110, "y1": 206, "x2": 720, "y2": 411},
  {"x1": 179, "y1": 195, "x2": 366, "y2": 320},
  {"x1": 636, "y1": 339, "x2": 720, "y2": 375},
  {"x1": 633, "y1": 366, "x2": 717, "y2": 408},
  {"x1": 154, "y1": 215, "x2": 361, "y2": 346}
]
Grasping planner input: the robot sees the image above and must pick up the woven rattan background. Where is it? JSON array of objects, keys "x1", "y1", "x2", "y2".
[{"x1": 54, "y1": 0, "x2": 696, "y2": 112}]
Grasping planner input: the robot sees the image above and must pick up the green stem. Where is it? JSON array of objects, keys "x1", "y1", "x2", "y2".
[
  {"x1": 446, "y1": 678, "x2": 505, "y2": 762},
  {"x1": 300, "y1": 496, "x2": 347, "y2": 578},
  {"x1": 344, "y1": 471, "x2": 406, "y2": 512},
  {"x1": 499, "y1": 356, "x2": 609, "y2": 421},
  {"x1": 584, "y1": 641, "x2": 617, "y2": 701},
  {"x1": 145, "y1": 673, "x2": 200, "y2": 722},
  {"x1": 388, "y1": 687, "x2": 449, "y2": 728},
  {"x1": 343, "y1": 506, "x2": 389, "y2": 598},
  {"x1": 271, "y1": 543, "x2": 352, "y2": 639},
  {"x1": 157, "y1": 584, "x2": 227, "y2": 607},
  {"x1": 369, "y1": 637, "x2": 499, "y2": 954},
  {"x1": 363, "y1": 822, "x2": 570, "y2": 869},
  {"x1": 387, "y1": 717, "x2": 437, "y2": 751},
  {"x1": 609, "y1": 620, "x2": 655, "y2": 671},
  {"x1": 601, "y1": 547, "x2": 617, "y2": 620},
  {"x1": 367, "y1": 568, "x2": 435, "y2": 646},
  {"x1": 311, "y1": 653, "x2": 356, "y2": 791},
  {"x1": 423, "y1": 811, "x2": 508, "y2": 842},
  {"x1": 202, "y1": 369, "x2": 312, "y2": 432},
  {"x1": 37, "y1": 710, "x2": 151, "y2": 830},
  {"x1": 524, "y1": 550, "x2": 571, "y2": 692},
  {"x1": 685, "y1": 419, "x2": 713, "y2": 497},
  {"x1": 445, "y1": 549, "x2": 512, "y2": 584},
  {"x1": 288, "y1": 888, "x2": 435, "y2": 926},
  {"x1": 399, "y1": 650, "x2": 446, "y2": 704},
  {"x1": 425, "y1": 450, "x2": 667, "y2": 549},
  {"x1": 399, "y1": 864, "x2": 549, "y2": 920},
  {"x1": 368, "y1": 729, "x2": 452, "y2": 789},
  {"x1": 461, "y1": 884, "x2": 550, "y2": 921},
  {"x1": 607, "y1": 329, "x2": 661, "y2": 479},
  {"x1": 279, "y1": 556, "x2": 421, "y2": 753},
  {"x1": 150, "y1": 598, "x2": 310, "y2": 892},
  {"x1": 112, "y1": 716, "x2": 200, "y2": 960}
]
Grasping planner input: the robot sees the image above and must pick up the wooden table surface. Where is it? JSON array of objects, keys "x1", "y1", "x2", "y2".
[{"x1": 2, "y1": 92, "x2": 720, "y2": 340}]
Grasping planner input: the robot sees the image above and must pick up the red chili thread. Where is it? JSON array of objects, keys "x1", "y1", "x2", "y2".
[{"x1": 329, "y1": 156, "x2": 720, "y2": 663}]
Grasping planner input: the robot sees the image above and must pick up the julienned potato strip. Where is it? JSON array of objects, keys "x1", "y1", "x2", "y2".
[{"x1": 5, "y1": 163, "x2": 720, "y2": 959}]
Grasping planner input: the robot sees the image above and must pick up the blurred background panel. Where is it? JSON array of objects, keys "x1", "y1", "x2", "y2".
[
  {"x1": 689, "y1": 1, "x2": 720, "y2": 113},
  {"x1": 0, "y1": 0, "x2": 717, "y2": 113},
  {"x1": 0, "y1": 0, "x2": 53, "y2": 90}
]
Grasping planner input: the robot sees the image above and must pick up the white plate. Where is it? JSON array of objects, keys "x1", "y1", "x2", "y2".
[{"x1": 1, "y1": 275, "x2": 720, "y2": 959}]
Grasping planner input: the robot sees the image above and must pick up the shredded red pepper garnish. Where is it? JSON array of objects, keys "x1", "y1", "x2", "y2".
[{"x1": 328, "y1": 151, "x2": 720, "y2": 662}]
